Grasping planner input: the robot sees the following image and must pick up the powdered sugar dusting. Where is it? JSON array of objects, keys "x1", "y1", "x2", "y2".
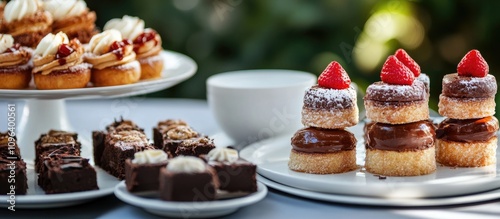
[
  {"x1": 139, "y1": 54, "x2": 162, "y2": 65},
  {"x1": 365, "y1": 80, "x2": 425, "y2": 102},
  {"x1": 442, "y1": 73, "x2": 497, "y2": 97},
  {"x1": 67, "y1": 63, "x2": 92, "y2": 73},
  {"x1": 303, "y1": 85, "x2": 356, "y2": 110},
  {"x1": 112, "y1": 60, "x2": 140, "y2": 70}
]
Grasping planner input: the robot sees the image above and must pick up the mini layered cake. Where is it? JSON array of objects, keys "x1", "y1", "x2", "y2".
[
  {"x1": 159, "y1": 156, "x2": 219, "y2": 202},
  {"x1": 204, "y1": 147, "x2": 257, "y2": 193},
  {"x1": 92, "y1": 118, "x2": 144, "y2": 167},
  {"x1": 0, "y1": 34, "x2": 33, "y2": 89},
  {"x1": 125, "y1": 149, "x2": 169, "y2": 193},
  {"x1": 38, "y1": 154, "x2": 98, "y2": 194},
  {"x1": 289, "y1": 61, "x2": 358, "y2": 174},
  {"x1": 437, "y1": 50, "x2": 498, "y2": 167},
  {"x1": 364, "y1": 53, "x2": 436, "y2": 176},
  {"x1": 34, "y1": 130, "x2": 81, "y2": 173},
  {"x1": 104, "y1": 15, "x2": 164, "y2": 79},
  {"x1": 0, "y1": 132, "x2": 27, "y2": 195},
  {"x1": 100, "y1": 129, "x2": 153, "y2": 179}
]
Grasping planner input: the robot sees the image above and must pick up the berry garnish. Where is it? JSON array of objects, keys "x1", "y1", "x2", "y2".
[
  {"x1": 133, "y1": 31, "x2": 156, "y2": 44},
  {"x1": 318, "y1": 61, "x2": 351, "y2": 89},
  {"x1": 109, "y1": 39, "x2": 131, "y2": 52},
  {"x1": 394, "y1": 48, "x2": 420, "y2": 77},
  {"x1": 55, "y1": 44, "x2": 74, "y2": 59},
  {"x1": 381, "y1": 55, "x2": 415, "y2": 85},
  {"x1": 6, "y1": 43, "x2": 20, "y2": 53},
  {"x1": 457, "y1": 49, "x2": 489, "y2": 77}
]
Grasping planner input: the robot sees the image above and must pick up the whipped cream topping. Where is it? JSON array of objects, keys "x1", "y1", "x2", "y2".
[
  {"x1": 104, "y1": 15, "x2": 144, "y2": 41},
  {"x1": 88, "y1": 29, "x2": 122, "y2": 55},
  {"x1": 166, "y1": 156, "x2": 206, "y2": 173},
  {"x1": 34, "y1": 32, "x2": 69, "y2": 57},
  {"x1": 206, "y1": 148, "x2": 239, "y2": 163},
  {"x1": 4, "y1": 0, "x2": 41, "y2": 23},
  {"x1": 132, "y1": 149, "x2": 168, "y2": 164},
  {"x1": 85, "y1": 29, "x2": 136, "y2": 70},
  {"x1": 44, "y1": 0, "x2": 87, "y2": 20},
  {"x1": 0, "y1": 34, "x2": 14, "y2": 53}
]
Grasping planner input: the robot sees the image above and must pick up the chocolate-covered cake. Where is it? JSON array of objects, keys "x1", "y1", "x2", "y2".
[
  {"x1": 125, "y1": 149, "x2": 169, "y2": 193},
  {"x1": 437, "y1": 50, "x2": 498, "y2": 167},
  {"x1": 38, "y1": 155, "x2": 98, "y2": 194},
  {"x1": 34, "y1": 130, "x2": 81, "y2": 173},
  {"x1": 159, "y1": 156, "x2": 219, "y2": 202},
  {"x1": 204, "y1": 147, "x2": 257, "y2": 193}
]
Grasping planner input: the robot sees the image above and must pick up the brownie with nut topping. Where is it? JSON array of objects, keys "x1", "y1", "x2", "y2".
[
  {"x1": 34, "y1": 130, "x2": 81, "y2": 173},
  {"x1": 176, "y1": 137, "x2": 216, "y2": 157},
  {"x1": 0, "y1": 133, "x2": 28, "y2": 195},
  {"x1": 153, "y1": 121, "x2": 203, "y2": 157}
]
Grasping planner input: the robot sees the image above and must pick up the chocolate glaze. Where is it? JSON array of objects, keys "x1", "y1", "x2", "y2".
[
  {"x1": 365, "y1": 120, "x2": 435, "y2": 151},
  {"x1": 303, "y1": 85, "x2": 356, "y2": 110},
  {"x1": 364, "y1": 80, "x2": 426, "y2": 102},
  {"x1": 442, "y1": 73, "x2": 497, "y2": 98},
  {"x1": 291, "y1": 127, "x2": 356, "y2": 153},
  {"x1": 436, "y1": 116, "x2": 499, "y2": 142}
]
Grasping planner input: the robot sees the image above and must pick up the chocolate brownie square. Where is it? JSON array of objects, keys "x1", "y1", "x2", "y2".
[
  {"x1": 125, "y1": 159, "x2": 168, "y2": 193},
  {"x1": 0, "y1": 133, "x2": 20, "y2": 159},
  {"x1": 34, "y1": 130, "x2": 80, "y2": 173},
  {"x1": 154, "y1": 124, "x2": 201, "y2": 157},
  {"x1": 38, "y1": 155, "x2": 98, "y2": 194},
  {"x1": 0, "y1": 158, "x2": 28, "y2": 195},
  {"x1": 175, "y1": 137, "x2": 215, "y2": 157}
]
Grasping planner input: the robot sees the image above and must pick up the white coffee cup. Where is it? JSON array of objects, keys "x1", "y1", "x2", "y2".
[{"x1": 207, "y1": 70, "x2": 316, "y2": 147}]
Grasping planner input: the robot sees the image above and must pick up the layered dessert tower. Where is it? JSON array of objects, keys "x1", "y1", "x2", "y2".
[
  {"x1": 364, "y1": 50, "x2": 436, "y2": 176},
  {"x1": 288, "y1": 61, "x2": 359, "y2": 174},
  {"x1": 436, "y1": 50, "x2": 498, "y2": 167}
]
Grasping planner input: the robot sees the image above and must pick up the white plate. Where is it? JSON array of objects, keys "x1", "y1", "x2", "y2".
[
  {"x1": 0, "y1": 50, "x2": 197, "y2": 99},
  {"x1": 114, "y1": 181, "x2": 268, "y2": 218},
  {"x1": 0, "y1": 166, "x2": 120, "y2": 209},
  {"x1": 240, "y1": 123, "x2": 500, "y2": 198},
  {"x1": 258, "y1": 175, "x2": 500, "y2": 207}
]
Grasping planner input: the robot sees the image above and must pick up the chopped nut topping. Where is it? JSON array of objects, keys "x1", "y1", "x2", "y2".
[{"x1": 166, "y1": 125, "x2": 198, "y2": 140}]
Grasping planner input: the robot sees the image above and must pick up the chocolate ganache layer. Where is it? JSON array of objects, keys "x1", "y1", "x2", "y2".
[
  {"x1": 364, "y1": 80, "x2": 426, "y2": 102},
  {"x1": 442, "y1": 74, "x2": 497, "y2": 98},
  {"x1": 365, "y1": 120, "x2": 435, "y2": 151},
  {"x1": 291, "y1": 127, "x2": 356, "y2": 153},
  {"x1": 436, "y1": 116, "x2": 499, "y2": 142},
  {"x1": 303, "y1": 85, "x2": 356, "y2": 110}
]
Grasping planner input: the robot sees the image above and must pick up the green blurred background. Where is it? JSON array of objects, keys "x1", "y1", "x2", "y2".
[{"x1": 88, "y1": 0, "x2": 500, "y2": 111}]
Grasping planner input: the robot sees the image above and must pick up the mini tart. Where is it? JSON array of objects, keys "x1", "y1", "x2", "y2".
[
  {"x1": 4, "y1": 11, "x2": 53, "y2": 48},
  {"x1": 364, "y1": 80, "x2": 428, "y2": 124},
  {"x1": 33, "y1": 39, "x2": 90, "y2": 89},
  {"x1": 436, "y1": 117, "x2": 498, "y2": 167},
  {"x1": 365, "y1": 120, "x2": 436, "y2": 176},
  {"x1": 288, "y1": 127, "x2": 357, "y2": 174},
  {"x1": 438, "y1": 73, "x2": 496, "y2": 119},
  {"x1": 51, "y1": 11, "x2": 98, "y2": 44},
  {"x1": 133, "y1": 30, "x2": 163, "y2": 80},
  {"x1": 0, "y1": 46, "x2": 33, "y2": 89},
  {"x1": 302, "y1": 85, "x2": 359, "y2": 129}
]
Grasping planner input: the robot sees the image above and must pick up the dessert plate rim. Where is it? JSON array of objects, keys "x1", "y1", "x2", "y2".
[
  {"x1": 239, "y1": 123, "x2": 500, "y2": 199},
  {"x1": 114, "y1": 180, "x2": 268, "y2": 218},
  {"x1": 0, "y1": 166, "x2": 121, "y2": 208}
]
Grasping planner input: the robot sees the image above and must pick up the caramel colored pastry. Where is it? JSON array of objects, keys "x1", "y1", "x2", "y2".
[
  {"x1": 364, "y1": 80, "x2": 428, "y2": 124},
  {"x1": 0, "y1": 1, "x2": 6, "y2": 33},
  {"x1": 104, "y1": 15, "x2": 163, "y2": 80},
  {"x1": 436, "y1": 117, "x2": 498, "y2": 167},
  {"x1": 3, "y1": 0, "x2": 53, "y2": 48},
  {"x1": 0, "y1": 34, "x2": 33, "y2": 89},
  {"x1": 44, "y1": 0, "x2": 98, "y2": 44},
  {"x1": 438, "y1": 74, "x2": 496, "y2": 119},
  {"x1": 32, "y1": 32, "x2": 90, "y2": 89},
  {"x1": 85, "y1": 29, "x2": 140, "y2": 87},
  {"x1": 288, "y1": 127, "x2": 357, "y2": 174},
  {"x1": 365, "y1": 121, "x2": 436, "y2": 176}
]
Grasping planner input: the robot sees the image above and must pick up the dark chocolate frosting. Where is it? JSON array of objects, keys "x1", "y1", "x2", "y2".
[
  {"x1": 436, "y1": 116, "x2": 499, "y2": 142},
  {"x1": 291, "y1": 127, "x2": 356, "y2": 153},
  {"x1": 364, "y1": 80, "x2": 426, "y2": 102},
  {"x1": 442, "y1": 73, "x2": 497, "y2": 98},
  {"x1": 303, "y1": 85, "x2": 356, "y2": 110},
  {"x1": 365, "y1": 120, "x2": 435, "y2": 151}
]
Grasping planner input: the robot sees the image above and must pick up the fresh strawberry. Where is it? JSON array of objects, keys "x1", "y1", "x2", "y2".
[
  {"x1": 318, "y1": 61, "x2": 351, "y2": 89},
  {"x1": 394, "y1": 48, "x2": 421, "y2": 77},
  {"x1": 457, "y1": 49, "x2": 489, "y2": 77},
  {"x1": 380, "y1": 55, "x2": 415, "y2": 85}
]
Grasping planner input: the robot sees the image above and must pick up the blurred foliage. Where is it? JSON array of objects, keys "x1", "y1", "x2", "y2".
[{"x1": 88, "y1": 0, "x2": 500, "y2": 111}]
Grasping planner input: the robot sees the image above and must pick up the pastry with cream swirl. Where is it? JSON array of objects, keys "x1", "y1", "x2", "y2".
[
  {"x1": 44, "y1": 0, "x2": 98, "y2": 44},
  {"x1": 32, "y1": 32, "x2": 90, "y2": 89},
  {"x1": 0, "y1": 34, "x2": 33, "y2": 89},
  {"x1": 2, "y1": 0, "x2": 53, "y2": 48},
  {"x1": 85, "y1": 29, "x2": 140, "y2": 87},
  {"x1": 104, "y1": 15, "x2": 163, "y2": 79}
]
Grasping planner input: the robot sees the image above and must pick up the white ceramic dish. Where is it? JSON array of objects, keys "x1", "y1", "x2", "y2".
[
  {"x1": 0, "y1": 166, "x2": 120, "y2": 209},
  {"x1": 258, "y1": 175, "x2": 500, "y2": 207},
  {"x1": 240, "y1": 123, "x2": 500, "y2": 199},
  {"x1": 0, "y1": 50, "x2": 197, "y2": 99},
  {"x1": 114, "y1": 181, "x2": 268, "y2": 218}
]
